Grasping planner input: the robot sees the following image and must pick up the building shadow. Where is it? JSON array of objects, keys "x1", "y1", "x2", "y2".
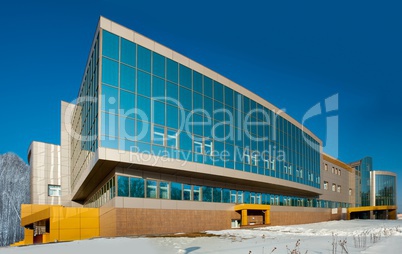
[{"x1": 184, "y1": 246, "x2": 201, "y2": 253}]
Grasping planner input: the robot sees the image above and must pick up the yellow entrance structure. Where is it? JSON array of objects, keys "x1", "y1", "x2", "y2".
[
  {"x1": 234, "y1": 204, "x2": 271, "y2": 226},
  {"x1": 12, "y1": 204, "x2": 99, "y2": 246},
  {"x1": 347, "y1": 205, "x2": 397, "y2": 220}
]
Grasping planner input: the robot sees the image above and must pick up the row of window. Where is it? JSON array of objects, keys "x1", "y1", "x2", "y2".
[
  {"x1": 101, "y1": 118, "x2": 320, "y2": 187},
  {"x1": 84, "y1": 175, "x2": 351, "y2": 209},
  {"x1": 100, "y1": 30, "x2": 321, "y2": 189},
  {"x1": 322, "y1": 181, "x2": 353, "y2": 196},
  {"x1": 101, "y1": 30, "x2": 321, "y2": 154},
  {"x1": 324, "y1": 163, "x2": 342, "y2": 176},
  {"x1": 71, "y1": 35, "x2": 100, "y2": 190}
]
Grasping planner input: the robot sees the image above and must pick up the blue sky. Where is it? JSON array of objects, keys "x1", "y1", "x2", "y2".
[{"x1": 1, "y1": 1, "x2": 401, "y2": 211}]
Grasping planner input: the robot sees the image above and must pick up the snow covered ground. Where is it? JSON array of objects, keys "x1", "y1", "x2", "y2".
[{"x1": 1, "y1": 220, "x2": 401, "y2": 254}]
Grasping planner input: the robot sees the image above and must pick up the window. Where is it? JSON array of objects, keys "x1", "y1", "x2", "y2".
[
  {"x1": 117, "y1": 176, "x2": 129, "y2": 197},
  {"x1": 349, "y1": 188, "x2": 352, "y2": 196},
  {"x1": 159, "y1": 182, "x2": 169, "y2": 199},
  {"x1": 222, "y1": 189, "x2": 230, "y2": 203},
  {"x1": 194, "y1": 137, "x2": 213, "y2": 156},
  {"x1": 137, "y1": 70, "x2": 151, "y2": 97},
  {"x1": 194, "y1": 138, "x2": 203, "y2": 154},
  {"x1": 183, "y1": 184, "x2": 192, "y2": 200},
  {"x1": 335, "y1": 168, "x2": 338, "y2": 175},
  {"x1": 339, "y1": 169, "x2": 341, "y2": 176},
  {"x1": 152, "y1": 125, "x2": 165, "y2": 146},
  {"x1": 137, "y1": 45, "x2": 151, "y2": 72},
  {"x1": 337, "y1": 185, "x2": 341, "y2": 193},
  {"x1": 332, "y1": 183, "x2": 336, "y2": 192},
  {"x1": 243, "y1": 191, "x2": 250, "y2": 204},
  {"x1": 171, "y1": 182, "x2": 182, "y2": 200},
  {"x1": 251, "y1": 152, "x2": 258, "y2": 166},
  {"x1": 146, "y1": 180, "x2": 157, "y2": 198},
  {"x1": 167, "y1": 129, "x2": 178, "y2": 148},
  {"x1": 237, "y1": 191, "x2": 243, "y2": 204},
  {"x1": 323, "y1": 181, "x2": 328, "y2": 190},
  {"x1": 48, "y1": 185, "x2": 61, "y2": 197},
  {"x1": 130, "y1": 178, "x2": 144, "y2": 198},
  {"x1": 204, "y1": 139, "x2": 213, "y2": 156},
  {"x1": 230, "y1": 190, "x2": 237, "y2": 203},
  {"x1": 250, "y1": 192, "x2": 256, "y2": 204},
  {"x1": 256, "y1": 193, "x2": 261, "y2": 204},
  {"x1": 324, "y1": 164, "x2": 328, "y2": 171},
  {"x1": 193, "y1": 186, "x2": 201, "y2": 201},
  {"x1": 202, "y1": 186, "x2": 212, "y2": 202},
  {"x1": 332, "y1": 167, "x2": 334, "y2": 174},
  {"x1": 213, "y1": 188, "x2": 222, "y2": 203}
]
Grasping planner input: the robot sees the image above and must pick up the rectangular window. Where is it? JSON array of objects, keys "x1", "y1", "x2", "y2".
[
  {"x1": 179, "y1": 64, "x2": 192, "y2": 89},
  {"x1": 243, "y1": 191, "x2": 250, "y2": 204},
  {"x1": 203, "y1": 76, "x2": 213, "y2": 98},
  {"x1": 237, "y1": 191, "x2": 243, "y2": 204},
  {"x1": 152, "y1": 125, "x2": 165, "y2": 146},
  {"x1": 213, "y1": 188, "x2": 222, "y2": 203},
  {"x1": 102, "y1": 30, "x2": 119, "y2": 60},
  {"x1": 332, "y1": 183, "x2": 336, "y2": 192},
  {"x1": 250, "y1": 192, "x2": 256, "y2": 204},
  {"x1": 137, "y1": 70, "x2": 151, "y2": 97},
  {"x1": 152, "y1": 52, "x2": 165, "y2": 78},
  {"x1": 193, "y1": 71, "x2": 203, "y2": 94},
  {"x1": 349, "y1": 188, "x2": 352, "y2": 196},
  {"x1": 230, "y1": 190, "x2": 237, "y2": 203},
  {"x1": 120, "y1": 64, "x2": 136, "y2": 92},
  {"x1": 166, "y1": 129, "x2": 178, "y2": 148},
  {"x1": 337, "y1": 185, "x2": 341, "y2": 193},
  {"x1": 194, "y1": 138, "x2": 203, "y2": 154},
  {"x1": 171, "y1": 182, "x2": 182, "y2": 200},
  {"x1": 251, "y1": 152, "x2": 258, "y2": 166},
  {"x1": 332, "y1": 167, "x2": 334, "y2": 174},
  {"x1": 159, "y1": 182, "x2": 169, "y2": 199},
  {"x1": 271, "y1": 159, "x2": 275, "y2": 171},
  {"x1": 256, "y1": 193, "x2": 261, "y2": 204},
  {"x1": 166, "y1": 104, "x2": 178, "y2": 129},
  {"x1": 193, "y1": 185, "x2": 200, "y2": 201},
  {"x1": 137, "y1": 45, "x2": 151, "y2": 72},
  {"x1": 202, "y1": 186, "x2": 212, "y2": 202},
  {"x1": 324, "y1": 181, "x2": 328, "y2": 190},
  {"x1": 325, "y1": 164, "x2": 328, "y2": 171},
  {"x1": 167, "y1": 59, "x2": 178, "y2": 83},
  {"x1": 222, "y1": 189, "x2": 230, "y2": 203},
  {"x1": 129, "y1": 178, "x2": 144, "y2": 198},
  {"x1": 117, "y1": 176, "x2": 129, "y2": 197},
  {"x1": 183, "y1": 184, "x2": 192, "y2": 200},
  {"x1": 121, "y1": 38, "x2": 136, "y2": 67},
  {"x1": 146, "y1": 180, "x2": 157, "y2": 198},
  {"x1": 48, "y1": 184, "x2": 61, "y2": 197},
  {"x1": 204, "y1": 139, "x2": 213, "y2": 156}
]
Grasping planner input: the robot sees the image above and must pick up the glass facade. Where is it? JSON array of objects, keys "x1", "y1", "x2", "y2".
[
  {"x1": 99, "y1": 30, "x2": 321, "y2": 189},
  {"x1": 375, "y1": 174, "x2": 396, "y2": 206},
  {"x1": 353, "y1": 157, "x2": 372, "y2": 206},
  {"x1": 84, "y1": 174, "x2": 349, "y2": 209},
  {"x1": 71, "y1": 34, "x2": 100, "y2": 190}
]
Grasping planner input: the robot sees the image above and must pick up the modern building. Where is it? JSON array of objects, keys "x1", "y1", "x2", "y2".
[{"x1": 13, "y1": 17, "x2": 397, "y2": 245}]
